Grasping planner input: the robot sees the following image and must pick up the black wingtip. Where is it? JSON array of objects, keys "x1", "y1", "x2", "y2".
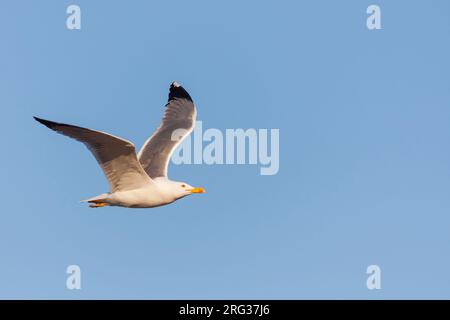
[
  {"x1": 33, "y1": 116, "x2": 50, "y2": 127},
  {"x1": 34, "y1": 116, "x2": 48, "y2": 125},
  {"x1": 169, "y1": 81, "x2": 193, "y2": 102},
  {"x1": 33, "y1": 116, "x2": 59, "y2": 129}
]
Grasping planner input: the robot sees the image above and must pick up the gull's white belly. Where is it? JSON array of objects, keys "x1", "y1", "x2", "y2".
[{"x1": 107, "y1": 186, "x2": 174, "y2": 208}]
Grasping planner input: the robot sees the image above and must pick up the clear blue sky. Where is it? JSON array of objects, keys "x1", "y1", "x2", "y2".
[{"x1": 1, "y1": 0, "x2": 450, "y2": 299}]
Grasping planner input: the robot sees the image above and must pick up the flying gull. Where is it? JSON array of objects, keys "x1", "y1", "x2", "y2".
[{"x1": 34, "y1": 81, "x2": 205, "y2": 208}]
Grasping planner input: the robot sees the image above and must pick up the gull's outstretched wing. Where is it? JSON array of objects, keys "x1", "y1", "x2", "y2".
[
  {"x1": 138, "y1": 82, "x2": 196, "y2": 178},
  {"x1": 34, "y1": 117, "x2": 153, "y2": 192}
]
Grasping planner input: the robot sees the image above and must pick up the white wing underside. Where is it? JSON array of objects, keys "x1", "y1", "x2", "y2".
[
  {"x1": 137, "y1": 83, "x2": 196, "y2": 179},
  {"x1": 34, "y1": 117, "x2": 153, "y2": 193}
]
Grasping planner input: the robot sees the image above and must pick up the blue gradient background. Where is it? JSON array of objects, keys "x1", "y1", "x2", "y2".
[{"x1": 1, "y1": 0, "x2": 450, "y2": 299}]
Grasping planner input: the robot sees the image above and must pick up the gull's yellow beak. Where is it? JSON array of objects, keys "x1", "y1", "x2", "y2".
[{"x1": 188, "y1": 187, "x2": 206, "y2": 194}]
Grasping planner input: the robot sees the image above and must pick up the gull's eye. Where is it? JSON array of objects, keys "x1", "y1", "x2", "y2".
[{"x1": 181, "y1": 184, "x2": 186, "y2": 188}]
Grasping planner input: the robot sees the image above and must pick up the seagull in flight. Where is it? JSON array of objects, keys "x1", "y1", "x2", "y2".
[{"x1": 34, "y1": 82, "x2": 205, "y2": 208}]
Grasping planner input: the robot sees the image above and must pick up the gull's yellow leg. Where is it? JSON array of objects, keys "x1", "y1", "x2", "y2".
[{"x1": 89, "y1": 202, "x2": 108, "y2": 208}]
